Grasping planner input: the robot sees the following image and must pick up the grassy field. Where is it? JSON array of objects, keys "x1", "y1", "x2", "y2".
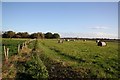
[
  {"x1": 2, "y1": 38, "x2": 26, "y2": 57},
  {"x1": 38, "y1": 39, "x2": 118, "y2": 78},
  {"x1": 2, "y1": 38, "x2": 119, "y2": 79}
]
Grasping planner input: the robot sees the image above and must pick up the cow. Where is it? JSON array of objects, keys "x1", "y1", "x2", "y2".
[{"x1": 96, "y1": 40, "x2": 106, "y2": 46}]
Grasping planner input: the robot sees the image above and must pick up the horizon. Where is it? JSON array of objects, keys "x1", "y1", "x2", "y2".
[
  {"x1": 1, "y1": 30, "x2": 118, "y2": 39},
  {"x1": 2, "y1": 2, "x2": 118, "y2": 39}
]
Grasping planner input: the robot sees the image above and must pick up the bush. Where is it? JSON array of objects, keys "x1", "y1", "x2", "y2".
[{"x1": 25, "y1": 53, "x2": 49, "y2": 79}]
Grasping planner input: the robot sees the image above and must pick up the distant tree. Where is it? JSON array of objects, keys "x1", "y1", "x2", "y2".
[
  {"x1": 21, "y1": 32, "x2": 29, "y2": 38},
  {"x1": 30, "y1": 33, "x2": 38, "y2": 39},
  {"x1": 16, "y1": 32, "x2": 22, "y2": 36},
  {"x1": 29, "y1": 32, "x2": 43, "y2": 39},
  {"x1": 13, "y1": 34, "x2": 21, "y2": 38},
  {"x1": 2, "y1": 31, "x2": 15, "y2": 38},
  {"x1": 2, "y1": 31, "x2": 60, "y2": 39},
  {"x1": 45, "y1": 32, "x2": 53, "y2": 39},
  {"x1": 37, "y1": 32, "x2": 44, "y2": 39},
  {"x1": 16, "y1": 32, "x2": 29, "y2": 38},
  {"x1": 52, "y1": 33, "x2": 60, "y2": 39},
  {"x1": 2, "y1": 31, "x2": 7, "y2": 38}
]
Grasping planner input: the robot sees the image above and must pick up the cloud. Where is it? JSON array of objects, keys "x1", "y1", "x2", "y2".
[
  {"x1": 94, "y1": 32, "x2": 118, "y2": 39},
  {"x1": 90, "y1": 26, "x2": 109, "y2": 29},
  {"x1": 60, "y1": 32, "x2": 118, "y2": 39}
]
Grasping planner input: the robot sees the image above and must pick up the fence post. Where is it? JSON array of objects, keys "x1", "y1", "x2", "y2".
[
  {"x1": 4, "y1": 46, "x2": 9, "y2": 63},
  {"x1": 6, "y1": 48, "x2": 9, "y2": 62},
  {"x1": 3, "y1": 46, "x2": 6, "y2": 57}
]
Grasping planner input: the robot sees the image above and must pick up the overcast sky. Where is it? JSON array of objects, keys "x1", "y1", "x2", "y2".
[{"x1": 2, "y1": 2, "x2": 118, "y2": 39}]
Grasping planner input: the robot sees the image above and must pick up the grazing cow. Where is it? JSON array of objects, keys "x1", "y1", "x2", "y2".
[
  {"x1": 58, "y1": 39, "x2": 63, "y2": 43},
  {"x1": 96, "y1": 40, "x2": 106, "y2": 46}
]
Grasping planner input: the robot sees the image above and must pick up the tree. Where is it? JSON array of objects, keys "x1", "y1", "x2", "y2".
[
  {"x1": 16, "y1": 32, "x2": 29, "y2": 38},
  {"x1": 30, "y1": 33, "x2": 38, "y2": 39},
  {"x1": 13, "y1": 34, "x2": 21, "y2": 38},
  {"x1": 2, "y1": 31, "x2": 60, "y2": 39},
  {"x1": 52, "y1": 33, "x2": 60, "y2": 39},
  {"x1": 2, "y1": 31, "x2": 15, "y2": 38},
  {"x1": 37, "y1": 32, "x2": 44, "y2": 39},
  {"x1": 21, "y1": 32, "x2": 29, "y2": 38},
  {"x1": 45, "y1": 32, "x2": 53, "y2": 39},
  {"x1": 29, "y1": 33, "x2": 43, "y2": 39}
]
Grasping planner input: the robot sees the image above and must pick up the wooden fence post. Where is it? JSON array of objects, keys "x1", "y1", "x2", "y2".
[
  {"x1": 3, "y1": 46, "x2": 6, "y2": 57},
  {"x1": 6, "y1": 48, "x2": 9, "y2": 62},
  {"x1": 4, "y1": 46, "x2": 9, "y2": 63}
]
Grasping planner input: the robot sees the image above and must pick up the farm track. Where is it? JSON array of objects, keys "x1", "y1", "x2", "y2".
[
  {"x1": 39, "y1": 53, "x2": 83, "y2": 79},
  {"x1": 40, "y1": 41, "x2": 91, "y2": 64},
  {"x1": 41, "y1": 42, "x2": 87, "y2": 64},
  {"x1": 38, "y1": 41, "x2": 92, "y2": 79},
  {"x1": 49, "y1": 47, "x2": 86, "y2": 63}
]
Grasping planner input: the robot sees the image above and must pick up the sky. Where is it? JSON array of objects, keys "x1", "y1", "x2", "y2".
[
  {"x1": 1, "y1": 0, "x2": 120, "y2": 2},
  {"x1": 2, "y1": 2, "x2": 118, "y2": 39}
]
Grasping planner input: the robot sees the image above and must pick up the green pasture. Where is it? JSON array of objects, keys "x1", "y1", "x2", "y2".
[
  {"x1": 38, "y1": 39, "x2": 118, "y2": 78},
  {"x1": 1, "y1": 38, "x2": 119, "y2": 78},
  {"x1": 2, "y1": 38, "x2": 26, "y2": 57}
]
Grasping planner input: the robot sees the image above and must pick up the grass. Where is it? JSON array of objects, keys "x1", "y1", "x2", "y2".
[
  {"x1": 2, "y1": 38, "x2": 119, "y2": 79},
  {"x1": 39, "y1": 39, "x2": 118, "y2": 78},
  {"x1": 2, "y1": 38, "x2": 26, "y2": 57},
  {"x1": 2, "y1": 39, "x2": 49, "y2": 79}
]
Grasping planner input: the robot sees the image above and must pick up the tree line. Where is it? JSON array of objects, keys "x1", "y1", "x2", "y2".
[{"x1": 2, "y1": 31, "x2": 60, "y2": 39}]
